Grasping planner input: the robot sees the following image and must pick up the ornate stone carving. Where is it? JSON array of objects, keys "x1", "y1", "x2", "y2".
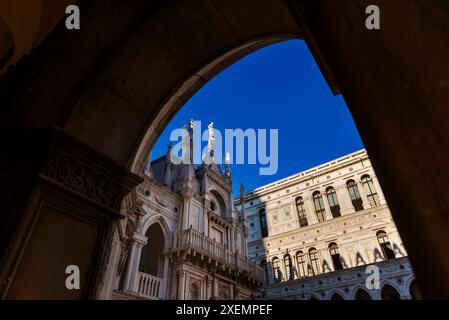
[{"x1": 40, "y1": 128, "x2": 143, "y2": 212}]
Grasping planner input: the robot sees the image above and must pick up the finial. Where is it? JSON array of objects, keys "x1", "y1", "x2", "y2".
[{"x1": 225, "y1": 152, "x2": 231, "y2": 165}]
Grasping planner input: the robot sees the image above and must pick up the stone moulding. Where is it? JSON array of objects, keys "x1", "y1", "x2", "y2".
[{"x1": 40, "y1": 127, "x2": 143, "y2": 214}]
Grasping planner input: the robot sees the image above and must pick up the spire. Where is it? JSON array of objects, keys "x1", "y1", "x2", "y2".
[
  {"x1": 188, "y1": 119, "x2": 194, "y2": 164},
  {"x1": 207, "y1": 122, "x2": 215, "y2": 160},
  {"x1": 165, "y1": 142, "x2": 173, "y2": 162},
  {"x1": 223, "y1": 152, "x2": 232, "y2": 184},
  {"x1": 163, "y1": 143, "x2": 173, "y2": 186}
]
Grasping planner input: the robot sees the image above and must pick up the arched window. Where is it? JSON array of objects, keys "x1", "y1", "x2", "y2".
[
  {"x1": 354, "y1": 289, "x2": 372, "y2": 300},
  {"x1": 295, "y1": 197, "x2": 308, "y2": 227},
  {"x1": 312, "y1": 191, "x2": 326, "y2": 222},
  {"x1": 139, "y1": 223, "x2": 164, "y2": 277},
  {"x1": 346, "y1": 180, "x2": 363, "y2": 211},
  {"x1": 261, "y1": 260, "x2": 269, "y2": 284},
  {"x1": 272, "y1": 257, "x2": 282, "y2": 283},
  {"x1": 296, "y1": 251, "x2": 307, "y2": 278},
  {"x1": 377, "y1": 230, "x2": 395, "y2": 260},
  {"x1": 189, "y1": 283, "x2": 200, "y2": 300},
  {"x1": 259, "y1": 209, "x2": 268, "y2": 238},
  {"x1": 328, "y1": 242, "x2": 343, "y2": 271},
  {"x1": 361, "y1": 175, "x2": 380, "y2": 207},
  {"x1": 381, "y1": 284, "x2": 401, "y2": 300},
  {"x1": 326, "y1": 187, "x2": 341, "y2": 218},
  {"x1": 309, "y1": 248, "x2": 321, "y2": 276},
  {"x1": 284, "y1": 254, "x2": 294, "y2": 280},
  {"x1": 330, "y1": 293, "x2": 344, "y2": 300}
]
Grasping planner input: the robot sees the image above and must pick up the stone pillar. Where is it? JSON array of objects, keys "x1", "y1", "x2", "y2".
[
  {"x1": 0, "y1": 128, "x2": 142, "y2": 299},
  {"x1": 122, "y1": 234, "x2": 147, "y2": 292},
  {"x1": 304, "y1": 195, "x2": 319, "y2": 225},
  {"x1": 336, "y1": 185, "x2": 354, "y2": 215},
  {"x1": 180, "y1": 191, "x2": 193, "y2": 230},
  {"x1": 357, "y1": 181, "x2": 371, "y2": 209},
  {"x1": 177, "y1": 270, "x2": 186, "y2": 300},
  {"x1": 206, "y1": 276, "x2": 212, "y2": 299},
  {"x1": 372, "y1": 175, "x2": 387, "y2": 205},
  {"x1": 321, "y1": 192, "x2": 333, "y2": 221},
  {"x1": 203, "y1": 198, "x2": 210, "y2": 236},
  {"x1": 159, "y1": 253, "x2": 170, "y2": 299}
]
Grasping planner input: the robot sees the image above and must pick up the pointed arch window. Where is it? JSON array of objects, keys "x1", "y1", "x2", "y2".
[
  {"x1": 347, "y1": 180, "x2": 363, "y2": 211},
  {"x1": 259, "y1": 209, "x2": 268, "y2": 238},
  {"x1": 329, "y1": 242, "x2": 343, "y2": 271},
  {"x1": 362, "y1": 175, "x2": 380, "y2": 207},
  {"x1": 377, "y1": 230, "x2": 395, "y2": 260},
  {"x1": 312, "y1": 192, "x2": 326, "y2": 222},
  {"x1": 296, "y1": 251, "x2": 307, "y2": 278},
  {"x1": 326, "y1": 187, "x2": 341, "y2": 218},
  {"x1": 295, "y1": 197, "x2": 308, "y2": 227},
  {"x1": 309, "y1": 248, "x2": 321, "y2": 276}
]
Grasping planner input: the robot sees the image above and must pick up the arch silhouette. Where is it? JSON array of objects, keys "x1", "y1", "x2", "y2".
[
  {"x1": 330, "y1": 292, "x2": 345, "y2": 300},
  {"x1": 1, "y1": 0, "x2": 449, "y2": 299},
  {"x1": 354, "y1": 288, "x2": 372, "y2": 300},
  {"x1": 381, "y1": 284, "x2": 401, "y2": 300}
]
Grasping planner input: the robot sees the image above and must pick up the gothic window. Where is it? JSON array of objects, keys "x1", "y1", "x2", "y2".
[
  {"x1": 377, "y1": 230, "x2": 395, "y2": 260},
  {"x1": 284, "y1": 254, "x2": 294, "y2": 280},
  {"x1": 261, "y1": 260, "x2": 269, "y2": 284},
  {"x1": 326, "y1": 187, "x2": 341, "y2": 218},
  {"x1": 361, "y1": 175, "x2": 380, "y2": 207},
  {"x1": 347, "y1": 180, "x2": 363, "y2": 211},
  {"x1": 259, "y1": 209, "x2": 268, "y2": 238},
  {"x1": 139, "y1": 223, "x2": 164, "y2": 277},
  {"x1": 295, "y1": 197, "x2": 308, "y2": 227},
  {"x1": 312, "y1": 191, "x2": 326, "y2": 222},
  {"x1": 296, "y1": 251, "x2": 307, "y2": 278},
  {"x1": 189, "y1": 283, "x2": 200, "y2": 300},
  {"x1": 328, "y1": 242, "x2": 343, "y2": 271},
  {"x1": 272, "y1": 257, "x2": 282, "y2": 283},
  {"x1": 309, "y1": 248, "x2": 321, "y2": 276}
]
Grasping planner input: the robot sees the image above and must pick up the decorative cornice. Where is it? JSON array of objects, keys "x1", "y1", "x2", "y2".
[{"x1": 39, "y1": 128, "x2": 143, "y2": 213}]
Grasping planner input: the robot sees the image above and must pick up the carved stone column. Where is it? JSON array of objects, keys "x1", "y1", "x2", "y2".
[
  {"x1": 303, "y1": 195, "x2": 319, "y2": 225},
  {"x1": 179, "y1": 189, "x2": 194, "y2": 231},
  {"x1": 177, "y1": 270, "x2": 186, "y2": 300},
  {"x1": 372, "y1": 175, "x2": 387, "y2": 205},
  {"x1": 122, "y1": 233, "x2": 147, "y2": 293},
  {"x1": 321, "y1": 191, "x2": 333, "y2": 221},
  {"x1": 336, "y1": 185, "x2": 354, "y2": 215},
  {"x1": 202, "y1": 198, "x2": 210, "y2": 236},
  {"x1": 357, "y1": 181, "x2": 371, "y2": 210},
  {"x1": 206, "y1": 275, "x2": 213, "y2": 299},
  {"x1": 0, "y1": 128, "x2": 142, "y2": 299}
]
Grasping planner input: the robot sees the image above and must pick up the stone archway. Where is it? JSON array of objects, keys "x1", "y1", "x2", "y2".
[{"x1": 0, "y1": 0, "x2": 448, "y2": 299}]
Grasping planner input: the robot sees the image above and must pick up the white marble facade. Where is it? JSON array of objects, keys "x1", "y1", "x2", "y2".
[
  {"x1": 235, "y1": 149, "x2": 419, "y2": 300},
  {"x1": 111, "y1": 121, "x2": 262, "y2": 300}
]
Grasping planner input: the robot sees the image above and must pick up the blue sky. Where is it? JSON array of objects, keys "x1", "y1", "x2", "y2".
[{"x1": 151, "y1": 40, "x2": 364, "y2": 195}]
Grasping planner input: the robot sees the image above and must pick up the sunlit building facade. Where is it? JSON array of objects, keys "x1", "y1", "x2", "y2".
[
  {"x1": 111, "y1": 121, "x2": 263, "y2": 300},
  {"x1": 236, "y1": 150, "x2": 420, "y2": 300}
]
